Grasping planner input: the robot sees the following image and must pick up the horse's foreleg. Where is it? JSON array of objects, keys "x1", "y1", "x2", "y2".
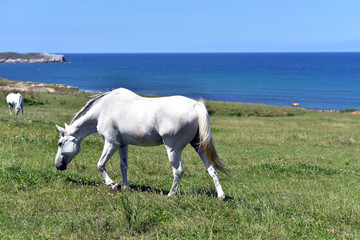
[
  {"x1": 119, "y1": 145, "x2": 129, "y2": 188},
  {"x1": 8, "y1": 105, "x2": 13, "y2": 115},
  {"x1": 166, "y1": 147, "x2": 185, "y2": 197},
  {"x1": 97, "y1": 141, "x2": 121, "y2": 191},
  {"x1": 194, "y1": 149, "x2": 225, "y2": 200}
]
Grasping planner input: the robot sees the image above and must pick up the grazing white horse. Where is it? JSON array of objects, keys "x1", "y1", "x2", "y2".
[
  {"x1": 55, "y1": 88, "x2": 226, "y2": 199},
  {"x1": 6, "y1": 93, "x2": 24, "y2": 116}
]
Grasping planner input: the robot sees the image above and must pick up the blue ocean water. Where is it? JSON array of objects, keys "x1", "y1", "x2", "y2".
[{"x1": 0, "y1": 53, "x2": 359, "y2": 110}]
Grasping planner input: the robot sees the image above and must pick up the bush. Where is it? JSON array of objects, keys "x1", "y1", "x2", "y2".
[
  {"x1": 23, "y1": 98, "x2": 44, "y2": 106},
  {"x1": 339, "y1": 109, "x2": 358, "y2": 113}
]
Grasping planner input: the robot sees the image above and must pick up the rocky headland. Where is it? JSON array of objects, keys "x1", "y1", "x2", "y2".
[{"x1": 0, "y1": 52, "x2": 66, "y2": 63}]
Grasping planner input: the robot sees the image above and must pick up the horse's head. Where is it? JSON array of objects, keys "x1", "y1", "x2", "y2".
[
  {"x1": 15, "y1": 105, "x2": 21, "y2": 116},
  {"x1": 55, "y1": 124, "x2": 81, "y2": 171}
]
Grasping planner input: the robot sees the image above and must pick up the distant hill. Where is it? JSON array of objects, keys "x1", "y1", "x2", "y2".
[{"x1": 0, "y1": 52, "x2": 66, "y2": 63}]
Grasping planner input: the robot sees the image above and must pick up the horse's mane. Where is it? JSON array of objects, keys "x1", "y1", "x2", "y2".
[{"x1": 70, "y1": 92, "x2": 110, "y2": 125}]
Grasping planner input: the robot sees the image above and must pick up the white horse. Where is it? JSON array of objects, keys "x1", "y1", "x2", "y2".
[
  {"x1": 55, "y1": 88, "x2": 226, "y2": 199},
  {"x1": 6, "y1": 93, "x2": 24, "y2": 116}
]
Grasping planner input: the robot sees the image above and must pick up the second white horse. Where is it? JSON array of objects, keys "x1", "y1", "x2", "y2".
[{"x1": 6, "y1": 93, "x2": 24, "y2": 116}]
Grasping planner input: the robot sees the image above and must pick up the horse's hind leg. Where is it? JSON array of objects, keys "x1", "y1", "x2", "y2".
[
  {"x1": 190, "y1": 140, "x2": 225, "y2": 200},
  {"x1": 200, "y1": 151, "x2": 225, "y2": 200},
  {"x1": 97, "y1": 140, "x2": 121, "y2": 191},
  {"x1": 119, "y1": 145, "x2": 129, "y2": 188},
  {"x1": 165, "y1": 146, "x2": 185, "y2": 197}
]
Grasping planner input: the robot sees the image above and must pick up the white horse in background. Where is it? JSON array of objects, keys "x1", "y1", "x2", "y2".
[
  {"x1": 6, "y1": 93, "x2": 24, "y2": 116},
  {"x1": 55, "y1": 88, "x2": 227, "y2": 200}
]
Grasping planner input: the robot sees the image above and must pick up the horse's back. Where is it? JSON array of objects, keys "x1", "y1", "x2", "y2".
[
  {"x1": 102, "y1": 89, "x2": 197, "y2": 117},
  {"x1": 6, "y1": 93, "x2": 21, "y2": 104},
  {"x1": 153, "y1": 95, "x2": 198, "y2": 120},
  {"x1": 6, "y1": 93, "x2": 14, "y2": 101}
]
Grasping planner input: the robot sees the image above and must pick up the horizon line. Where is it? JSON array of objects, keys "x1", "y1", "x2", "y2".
[
  {"x1": 1, "y1": 51, "x2": 359, "y2": 54},
  {"x1": 51, "y1": 51, "x2": 360, "y2": 54}
]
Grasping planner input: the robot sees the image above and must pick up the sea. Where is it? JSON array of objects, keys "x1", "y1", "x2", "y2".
[{"x1": 0, "y1": 53, "x2": 359, "y2": 110}]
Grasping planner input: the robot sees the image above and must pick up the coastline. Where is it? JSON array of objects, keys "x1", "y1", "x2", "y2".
[
  {"x1": 0, "y1": 77, "x2": 78, "y2": 93},
  {"x1": 1, "y1": 77, "x2": 358, "y2": 113}
]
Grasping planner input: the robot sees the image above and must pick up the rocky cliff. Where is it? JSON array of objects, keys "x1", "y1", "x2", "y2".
[{"x1": 0, "y1": 52, "x2": 66, "y2": 63}]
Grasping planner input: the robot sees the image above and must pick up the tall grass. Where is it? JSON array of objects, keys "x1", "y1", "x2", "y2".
[{"x1": 0, "y1": 88, "x2": 359, "y2": 239}]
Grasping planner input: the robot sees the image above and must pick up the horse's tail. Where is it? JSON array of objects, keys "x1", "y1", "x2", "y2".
[{"x1": 194, "y1": 100, "x2": 227, "y2": 174}]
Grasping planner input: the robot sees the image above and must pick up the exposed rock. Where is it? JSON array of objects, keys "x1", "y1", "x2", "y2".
[{"x1": 0, "y1": 52, "x2": 66, "y2": 63}]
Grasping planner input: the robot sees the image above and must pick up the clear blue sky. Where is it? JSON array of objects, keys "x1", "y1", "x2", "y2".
[{"x1": 1, "y1": 0, "x2": 359, "y2": 53}]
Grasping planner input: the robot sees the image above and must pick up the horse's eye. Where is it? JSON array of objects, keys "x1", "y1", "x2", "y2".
[{"x1": 58, "y1": 142, "x2": 63, "y2": 147}]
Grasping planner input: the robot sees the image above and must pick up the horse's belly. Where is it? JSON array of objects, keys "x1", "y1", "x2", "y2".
[{"x1": 121, "y1": 130, "x2": 163, "y2": 146}]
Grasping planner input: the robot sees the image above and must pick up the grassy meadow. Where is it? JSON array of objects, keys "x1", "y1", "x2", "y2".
[{"x1": 0, "y1": 81, "x2": 360, "y2": 239}]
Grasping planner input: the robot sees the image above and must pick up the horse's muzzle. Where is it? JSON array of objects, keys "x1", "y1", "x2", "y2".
[
  {"x1": 56, "y1": 164, "x2": 67, "y2": 171},
  {"x1": 55, "y1": 155, "x2": 68, "y2": 171}
]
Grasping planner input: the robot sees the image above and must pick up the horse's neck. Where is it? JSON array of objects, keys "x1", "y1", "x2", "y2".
[{"x1": 68, "y1": 114, "x2": 98, "y2": 141}]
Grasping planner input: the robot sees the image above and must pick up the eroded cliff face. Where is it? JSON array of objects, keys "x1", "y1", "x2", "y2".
[{"x1": 0, "y1": 52, "x2": 66, "y2": 63}]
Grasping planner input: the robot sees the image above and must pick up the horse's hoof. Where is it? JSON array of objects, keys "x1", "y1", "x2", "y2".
[
  {"x1": 111, "y1": 183, "x2": 121, "y2": 192},
  {"x1": 167, "y1": 192, "x2": 176, "y2": 197},
  {"x1": 218, "y1": 194, "x2": 226, "y2": 201}
]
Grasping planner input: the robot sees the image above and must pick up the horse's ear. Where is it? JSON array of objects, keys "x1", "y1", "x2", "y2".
[{"x1": 56, "y1": 125, "x2": 66, "y2": 137}]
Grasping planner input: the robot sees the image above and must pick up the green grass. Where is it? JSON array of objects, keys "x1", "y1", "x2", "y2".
[{"x1": 0, "y1": 85, "x2": 360, "y2": 239}]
